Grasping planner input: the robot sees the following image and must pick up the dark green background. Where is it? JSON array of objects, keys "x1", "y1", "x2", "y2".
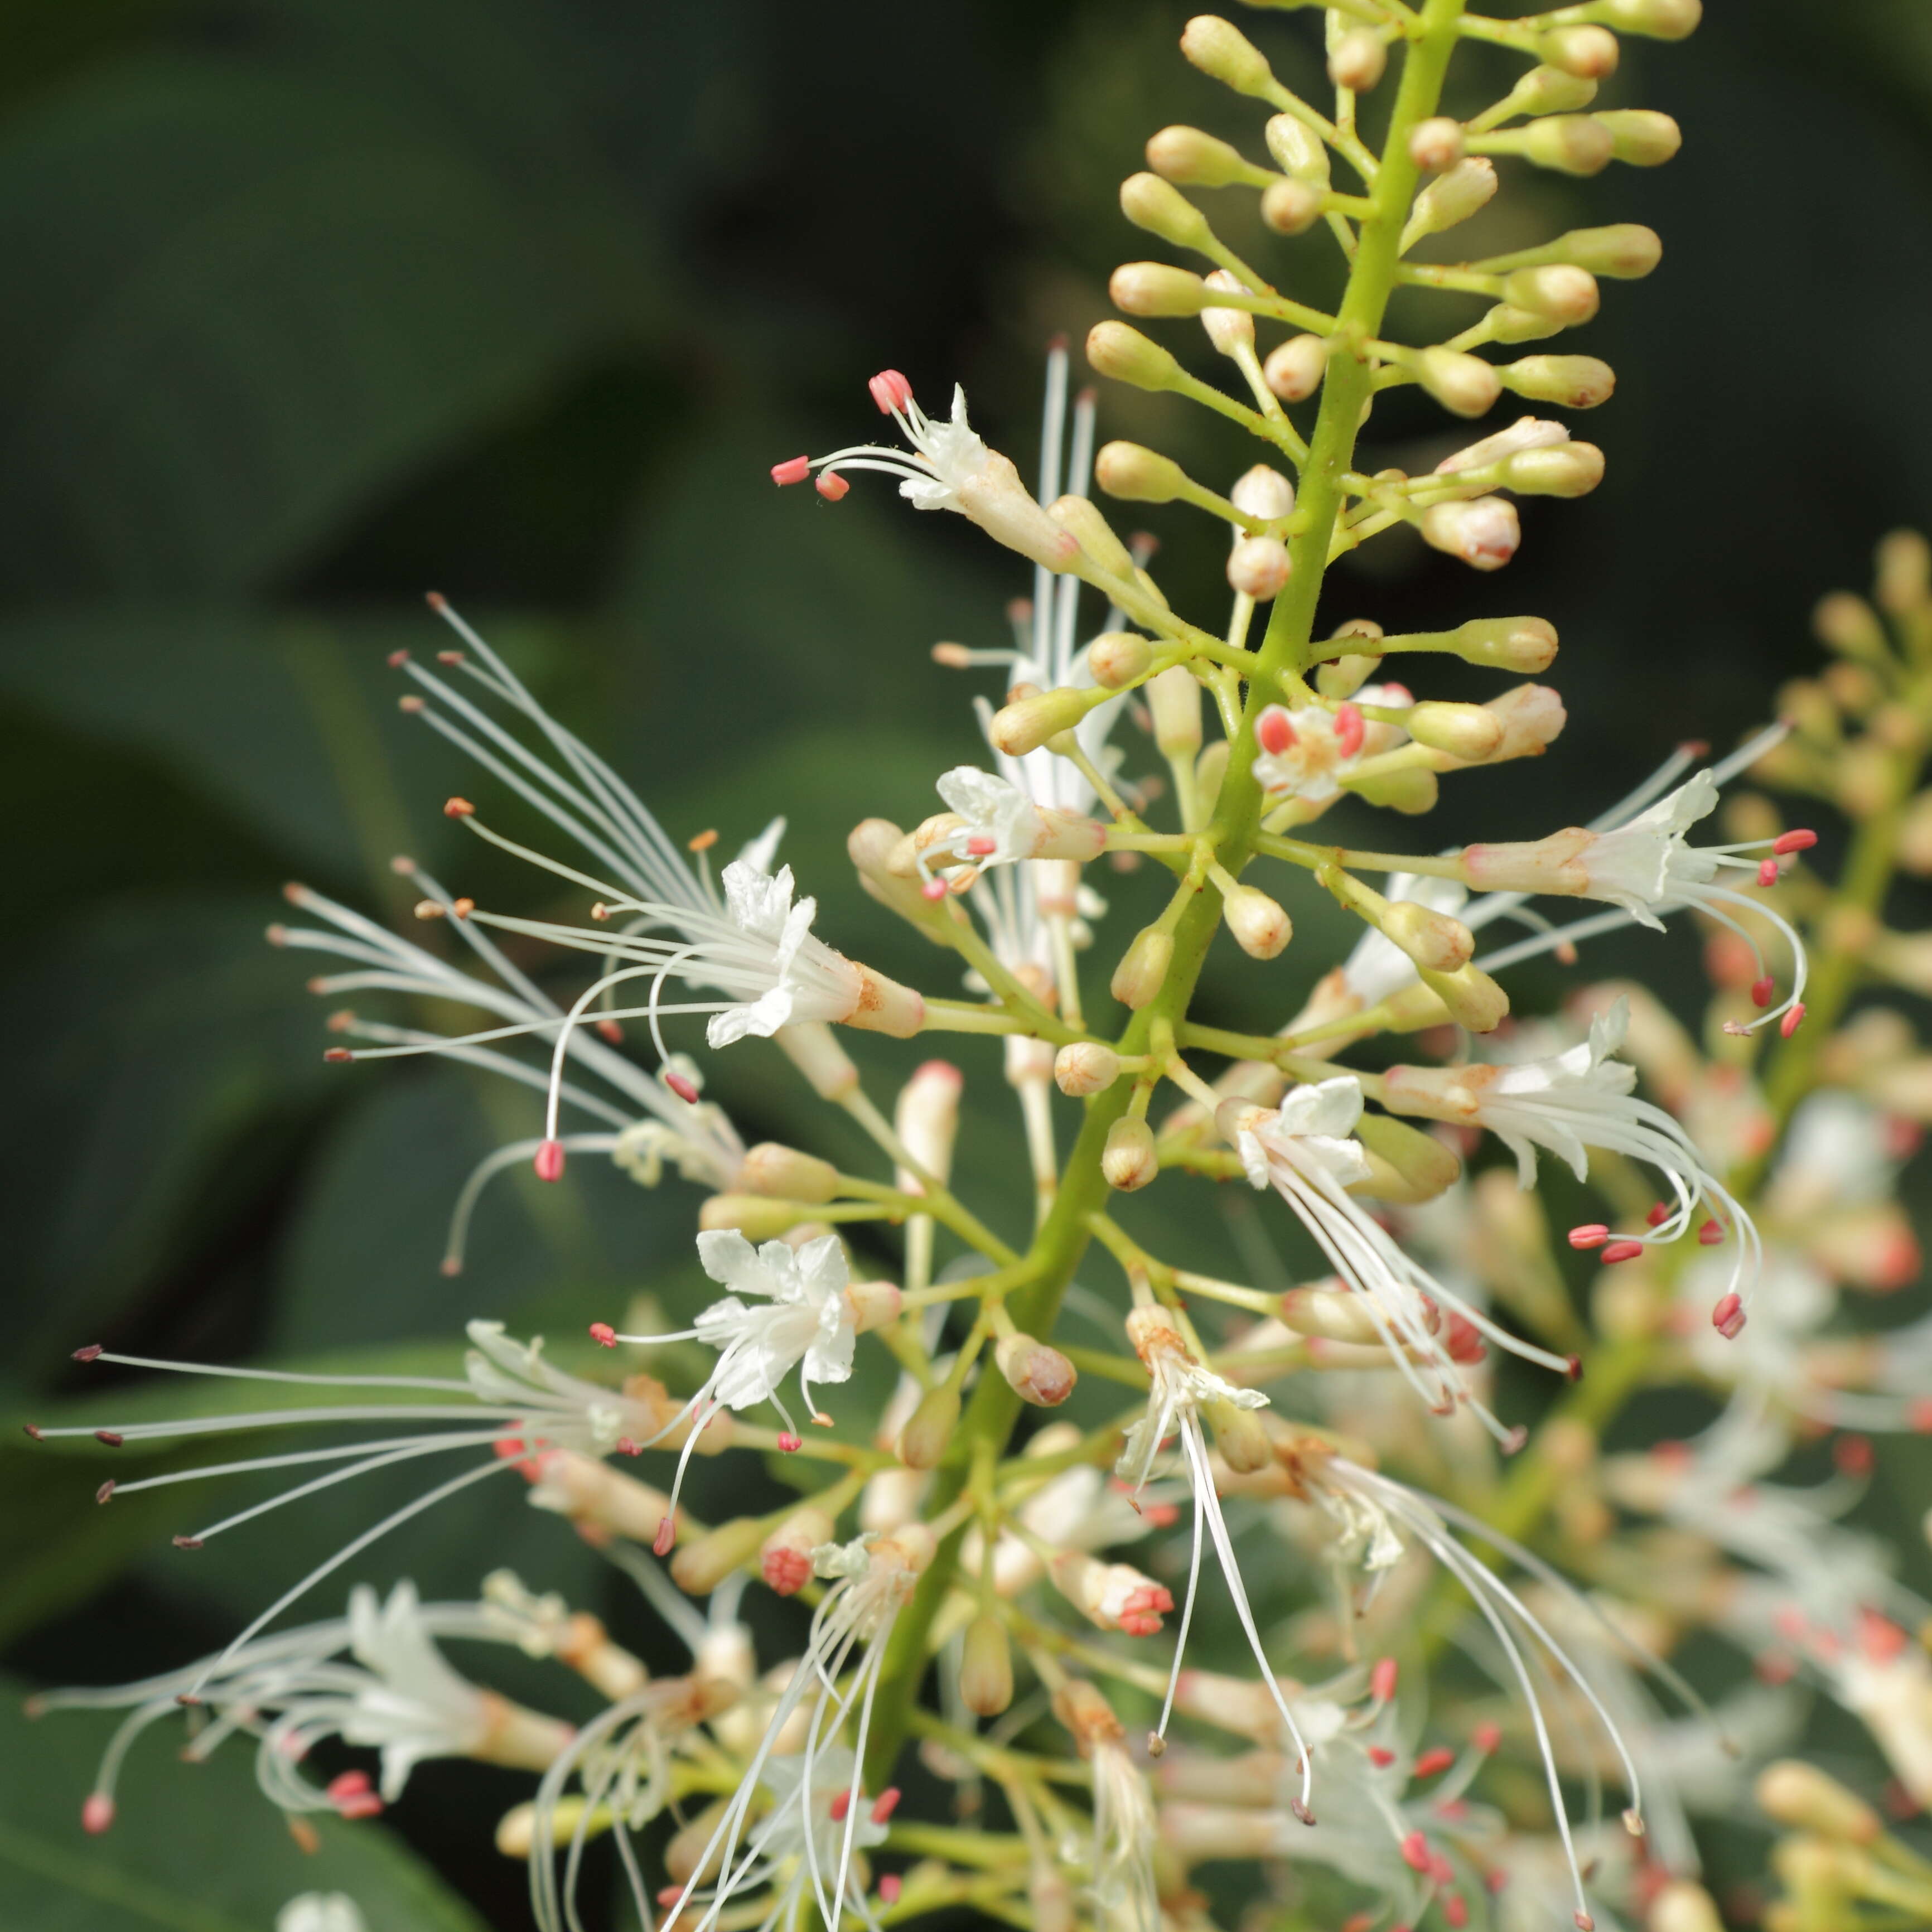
[{"x1": 2, "y1": 2, "x2": 1929, "y2": 1925}]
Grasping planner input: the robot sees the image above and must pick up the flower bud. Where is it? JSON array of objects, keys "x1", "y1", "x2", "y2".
[
  {"x1": 995, "y1": 1332, "x2": 1077, "y2": 1405},
  {"x1": 1448, "y1": 615, "x2": 1558, "y2": 672},
  {"x1": 1500, "y1": 353, "x2": 1615, "y2": 408},
  {"x1": 1089, "y1": 631, "x2": 1155, "y2": 688},
  {"x1": 760, "y1": 1505, "x2": 834, "y2": 1596},
  {"x1": 1648, "y1": 1882, "x2": 1724, "y2": 1932},
  {"x1": 1095, "y1": 440, "x2": 1186, "y2": 504},
  {"x1": 1259, "y1": 179, "x2": 1322, "y2": 236},
  {"x1": 1487, "y1": 305, "x2": 1562, "y2": 344},
  {"x1": 1509, "y1": 64, "x2": 1600, "y2": 115},
  {"x1": 1482, "y1": 681, "x2": 1567, "y2": 758},
  {"x1": 1227, "y1": 535, "x2": 1292, "y2": 600},
  {"x1": 992, "y1": 685, "x2": 1098, "y2": 755},
  {"x1": 1049, "y1": 493, "x2": 1137, "y2": 578},
  {"x1": 1350, "y1": 1112, "x2": 1462, "y2": 1205},
  {"x1": 1419, "y1": 962, "x2": 1510, "y2": 1032},
  {"x1": 1055, "y1": 1041, "x2": 1122, "y2": 1096},
  {"x1": 1110, "y1": 261, "x2": 1211, "y2": 318},
  {"x1": 1500, "y1": 441, "x2": 1606, "y2": 497},
  {"x1": 1413, "y1": 346, "x2": 1502, "y2": 418},
  {"x1": 1147, "y1": 664, "x2": 1203, "y2": 756},
  {"x1": 1538, "y1": 25, "x2": 1619, "y2": 78},
  {"x1": 1408, "y1": 117, "x2": 1464, "y2": 171},
  {"x1": 1052, "y1": 1552, "x2": 1172, "y2": 1634},
  {"x1": 1146, "y1": 124, "x2": 1267, "y2": 188},
  {"x1": 1561, "y1": 222, "x2": 1661, "y2": 277},
  {"x1": 1519, "y1": 114, "x2": 1615, "y2": 175},
  {"x1": 1756, "y1": 1761, "x2": 1881, "y2": 1843},
  {"x1": 700, "y1": 1194, "x2": 816, "y2": 1240},
  {"x1": 1402, "y1": 157, "x2": 1497, "y2": 247},
  {"x1": 1086, "y1": 320, "x2": 1182, "y2": 393},
  {"x1": 1350, "y1": 766, "x2": 1440, "y2": 814},
  {"x1": 1278, "y1": 1284, "x2": 1387, "y2": 1344},
  {"x1": 1112, "y1": 927, "x2": 1174, "y2": 1009},
  {"x1": 1263, "y1": 334, "x2": 1327, "y2": 403},
  {"x1": 1231, "y1": 464, "x2": 1295, "y2": 523},
  {"x1": 1592, "y1": 108, "x2": 1681, "y2": 167},
  {"x1": 1102, "y1": 1116, "x2": 1159, "y2": 1190},
  {"x1": 1405, "y1": 701, "x2": 1506, "y2": 761},
  {"x1": 670, "y1": 1514, "x2": 767, "y2": 1595},
  {"x1": 1199, "y1": 269, "x2": 1255, "y2": 356},
  {"x1": 740, "y1": 1143, "x2": 842, "y2": 1204},
  {"x1": 1503, "y1": 265, "x2": 1601, "y2": 326},
  {"x1": 1221, "y1": 885, "x2": 1292, "y2": 959},
  {"x1": 1814, "y1": 592, "x2": 1888, "y2": 661},
  {"x1": 1120, "y1": 172, "x2": 1215, "y2": 252},
  {"x1": 1597, "y1": 0, "x2": 1701, "y2": 35},
  {"x1": 1211, "y1": 1400, "x2": 1273, "y2": 1473},
  {"x1": 1422, "y1": 496, "x2": 1520, "y2": 570},
  {"x1": 1877, "y1": 529, "x2": 1931, "y2": 614},
  {"x1": 774, "y1": 1021, "x2": 859, "y2": 1102},
  {"x1": 1181, "y1": 16, "x2": 1277, "y2": 99},
  {"x1": 960, "y1": 1614, "x2": 1014, "y2": 1715},
  {"x1": 1263, "y1": 113, "x2": 1328, "y2": 185},
  {"x1": 1328, "y1": 26, "x2": 1386, "y2": 90},
  {"x1": 846, "y1": 1280, "x2": 903, "y2": 1334},
  {"x1": 664, "y1": 1801, "x2": 732, "y2": 1885},
  {"x1": 897, "y1": 1384, "x2": 961, "y2": 1470},
  {"x1": 1196, "y1": 737, "x2": 1230, "y2": 816},
  {"x1": 897, "y1": 1059, "x2": 963, "y2": 1187},
  {"x1": 1380, "y1": 901, "x2": 1475, "y2": 974}
]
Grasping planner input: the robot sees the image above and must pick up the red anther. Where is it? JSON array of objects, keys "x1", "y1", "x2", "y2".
[
  {"x1": 1413, "y1": 1747, "x2": 1455, "y2": 1779},
  {"x1": 443, "y1": 796, "x2": 475, "y2": 818},
  {"x1": 1500, "y1": 1424, "x2": 1529, "y2": 1456},
  {"x1": 920, "y1": 877, "x2": 948, "y2": 901},
  {"x1": 1599, "y1": 1240, "x2": 1644, "y2": 1264},
  {"x1": 615, "y1": 1437, "x2": 640, "y2": 1457},
  {"x1": 1780, "y1": 1002, "x2": 1807, "y2": 1039},
  {"x1": 1445, "y1": 1894, "x2": 1470, "y2": 1929},
  {"x1": 323, "y1": 1047, "x2": 352, "y2": 1063},
  {"x1": 868, "y1": 369, "x2": 913, "y2": 414},
  {"x1": 74, "y1": 1343, "x2": 105, "y2": 1364},
  {"x1": 1563, "y1": 1355, "x2": 1583, "y2": 1384},
  {"x1": 1290, "y1": 1798, "x2": 1316, "y2": 1825},
  {"x1": 425, "y1": 591, "x2": 448, "y2": 612},
  {"x1": 327, "y1": 1770, "x2": 373, "y2": 1800},
  {"x1": 1443, "y1": 1313, "x2": 1486, "y2": 1364},
  {"x1": 588, "y1": 1322, "x2": 617, "y2": 1349},
  {"x1": 1256, "y1": 704, "x2": 1296, "y2": 756},
  {"x1": 1342, "y1": 1915, "x2": 1378, "y2": 1932},
  {"x1": 1371, "y1": 1657, "x2": 1399, "y2": 1703},
  {"x1": 172, "y1": 1535, "x2": 204, "y2": 1550},
  {"x1": 439, "y1": 1255, "x2": 462, "y2": 1278},
  {"x1": 764, "y1": 1546, "x2": 812, "y2": 1595},
  {"x1": 1773, "y1": 829, "x2": 1818, "y2": 854},
  {"x1": 1335, "y1": 702, "x2": 1365, "y2": 758},
  {"x1": 96, "y1": 1480, "x2": 115, "y2": 1504},
  {"x1": 1750, "y1": 974, "x2": 1775, "y2": 1008},
  {"x1": 385, "y1": 648, "x2": 410, "y2": 669},
  {"x1": 1698, "y1": 1219, "x2": 1725, "y2": 1245},
  {"x1": 1368, "y1": 1746, "x2": 1396, "y2": 1767},
  {"x1": 1429, "y1": 1853, "x2": 1455, "y2": 1886},
  {"x1": 19, "y1": 1424, "x2": 41, "y2": 1442},
  {"x1": 653, "y1": 1516, "x2": 676, "y2": 1557},
  {"x1": 965, "y1": 834, "x2": 997, "y2": 857},
  {"x1": 1576, "y1": 1912, "x2": 1595, "y2": 1931},
  {"x1": 1711, "y1": 1292, "x2": 1746, "y2": 1340},
  {"x1": 533, "y1": 1139, "x2": 566, "y2": 1184},
  {"x1": 664, "y1": 1071, "x2": 701, "y2": 1104},
  {"x1": 398, "y1": 694, "x2": 425, "y2": 715},
  {"x1": 778, "y1": 1431, "x2": 803, "y2": 1453},
  {"x1": 336, "y1": 1791, "x2": 384, "y2": 1820},
  {"x1": 451, "y1": 897, "x2": 475, "y2": 920},
  {"x1": 1756, "y1": 1649, "x2": 1798, "y2": 1685},
  {"x1": 81, "y1": 1793, "x2": 115, "y2": 1835},
  {"x1": 658, "y1": 1887, "x2": 683, "y2": 1909},
  {"x1": 1756, "y1": 857, "x2": 1780, "y2": 887},
  {"x1": 596, "y1": 1018, "x2": 625, "y2": 1046},
  {"x1": 1472, "y1": 1720, "x2": 1501, "y2": 1754},
  {"x1": 1645, "y1": 1201, "x2": 1670, "y2": 1228},
  {"x1": 871, "y1": 1788, "x2": 902, "y2": 1824},
  {"x1": 815, "y1": 471, "x2": 850, "y2": 502},
  {"x1": 1833, "y1": 1434, "x2": 1874, "y2": 1477},
  {"x1": 1860, "y1": 1609, "x2": 1909, "y2": 1663},
  {"x1": 829, "y1": 1788, "x2": 852, "y2": 1823},
  {"x1": 436, "y1": 650, "x2": 464, "y2": 666},
  {"x1": 1487, "y1": 1872, "x2": 1508, "y2": 1895},
  {"x1": 1568, "y1": 1224, "x2": 1610, "y2": 1250},
  {"x1": 878, "y1": 1876, "x2": 903, "y2": 1906},
  {"x1": 771, "y1": 456, "x2": 812, "y2": 486},
  {"x1": 94, "y1": 1431, "x2": 124, "y2": 1448},
  {"x1": 1399, "y1": 1830, "x2": 1430, "y2": 1873}
]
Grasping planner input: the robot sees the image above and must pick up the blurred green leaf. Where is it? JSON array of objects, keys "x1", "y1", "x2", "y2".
[{"x1": 0, "y1": 1670, "x2": 489, "y2": 1931}]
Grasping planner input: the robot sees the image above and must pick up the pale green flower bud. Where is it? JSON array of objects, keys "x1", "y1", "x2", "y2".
[
  {"x1": 960, "y1": 1614, "x2": 1014, "y2": 1716},
  {"x1": 1448, "y1": 614, "x2": 1559, "y2": 672},
  {"x1": 1102, "y1": 1115, "x2": 1160, "y2": 1189},
  {"x1": 1509, "y1": 64, "x2": 1600, "y2": 115},
  {"x1": 699, "y1": 1194, "x2": 817, "y2": 1240},
  {"x1": 1227, "y1": 534, "x2": 1292, "y2": 600},
  {"x1": 1405, "y1": 701, "x2": 1506, "y2": 761},
  {"x1": 1519, "y1": 114, "x2": 1615, "y2": 175},
  {"x1": 739, "y1": 1143, "x2": 841, "y2": 1204},
  {"x1": 1221, "y1": 884, "x2": 1292, "y2": 960},
  {"x1": 1111, "y1": 927, "x2": 1174, "y2": 1010},
  {"x1": 1054, "y1": 1041, "x2": 1122, "y2": 1097},
  {"x1": 898, "y1": 1384, "x2": 961, "y2": 1469},
  {"x1": 1210, "y1": 1400, "x2": 1273, "y2": 1472},
  {"x1": 1500, "y1": 352, "x2": 1615, "y2": 407},
  {"x1": 1408, "y1": 116, "x2": 1465, "y2": 172},
  {"x1": 1200, "y1": 269, "x2": 1255, "y2": 355},
  {"x1": 1648, "y1": 1882, "x2": 1725, "y2": 1932},
  {"x1": 1120, "y1": 172, "x2": 1214, "y2": 251},
  {"x1": 1414, "y1": 345, "x2": 1503, "y2": 418},
  {"x1": 1180, "y1": 15, "x2": 1277, "y2": 98},
  {"x1": 994, "y1": 1332, "x2": 1077, "y2": 1405},
  {"x1": 1594, "y1": 0, "x2": 1701, "y2": 39},
  {"x1": 1401, "y1": 157, "x2": 1496, "y2": 248},
  {"x1": 1317, "y1": 650, "x2": 1382, "y2": 698},
  {"x1": 1877, "y1": 529, "x2": 1932, "y2": 615},
  {"x1": 1813, "y1": 592, "x2": 1888, "y2": 662},
  {"x1": 1594, "y1": 108, "x2": 1682, "y2": 166},
  {"x1": 1095, "y1": 440, "x2": 1186, "y2": 503},
  {"x1": 1049, "y1": 493, "x2": 1137, "y2": 577},
  {"x1": 1498, "y1": 439, "x2": 1605, "y2": 496},
  {"x1": 1263, "y1": 332, "x2": 1327, "y2": 402},
  {"x1": 670, "y1": 1515, "x2": 766, "y2": 1595},
  {"x1": 1089, "y1": 631, "x2": 1155, "y2": 688},
  {"x1": 1422, "y1": 495, "x2": 1520, "y2": 569},
  {"x1": 1503, "y1": 264, "x2": 1601, "y2": 325},
  {"x1": 775, "y1": 1022, "x2": 859, "y2": 1102},
  {"x1": 1755, "y1": 1761, "x2": 1881, "y2": 1844},
  {"x1": 1110, "y1": 261, "x2": 1210, "y2": 317},
  {"x1": 1487, "y1": 304, "x2": 1563, "y2": 344},
  {"x1": 1263, "y1": 114, "x2": 1330, "y2": 187},
  {"x1": 1328, "y1": 27, "x2": 1386, "y2": 93},
  {"x1": 1351, "y1": 766, "x2": 1440, "y2": 813},
  {"x1": 1231, "y1": 463, "x2": 1295, "y2": 523},
  {"x1": 991, "y1": 685, "x2": 1101, "y2": 756},
  {"x1": 1196, "y1": 738, "x2": 1230, "y2": 815},
  {"x1": 1148, "y1": 664, "x2": 1204, "y2": 756},
  {"x1": 1260, "y1": 178, "x2": 1322, "y2": 235},
  {"x1": 1381, "y1": 900, "x2": 1476, "y2": 973},
  {"x1": 1418, "y1": 961, "x2": 1510, "y2": 1032},
  {"x1": 1538, "y1": 24, "x2": 1620, "y2": 78},
  {"x1": 1145, "y1": 124, "x2": 1269, "y2": 188},
  {"x1": 1087, "y1": 320, "x2": 1183, "y2": 392},
  {"x1": 1350, "y1": 1112, "x2": 1462, "y2": 1205},
  {"x1": 1537, "y1": 222, "x2": 1661, "y2": 277}
]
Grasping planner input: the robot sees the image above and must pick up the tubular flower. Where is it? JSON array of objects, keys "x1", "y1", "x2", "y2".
[
  {"x1": 907, "y1": 765, "x2": 1107, "y2": 892},
  {"x1": 1383, "y1": 996, "x2": 1761, "y2": 1337},
  {"x1": 774, "y1": 371, "x2": 1081, "y2": 573},
  {"x1": 1221, "y1": 1079, "x2": 1576, "y2": 1444}
]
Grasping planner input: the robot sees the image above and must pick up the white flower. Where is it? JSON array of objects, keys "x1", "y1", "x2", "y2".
[
  {"x1": 703, "y1": 861, "x2": 864, "y2": 1046},
  {"x1": 1382, "y1": 996, "x2": 1762, "y2": 1336},
  {"x1": 1223, "y1": 1078, "x2": 1575, "y2": 1443},
  {"x1": 277, "y1": 1897, "x2": 368, "y2": 1932},
  {"x1": 910, "y1": 765, "x2": 1107, "y2": 892},
  {"x1": 1436, "y1": 415, "x2": 1571, "y2": 475},
  {"x1": 774, "y1": 371, "x2": 1081, "y2": 573},
  {"x1": 1252, "y1": 702, "x2": 1368, "y2": 803}
]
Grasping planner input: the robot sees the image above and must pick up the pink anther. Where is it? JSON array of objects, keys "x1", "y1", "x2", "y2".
[
  {"x1": 533, "y1": 1139, "x2": 566, "y2": 1182},
  {"x1": 664, "y1": 1071, "x2": 701, "y2": 1104},
  {"x1": 1756, "y1": 857, "x2": 1780, "y2": 887},
  {"x1": 879, "y1": 1875, "x2": 903, "y2": 1905},
  {"x1": 1645, "y1": 1201, "x2": 1670, "y2": 1228},
  {"x1": 1472, "y1": 1720, "x2": 1501, "y2": 1754},
  {"x1": 589, "y1": 1322, "x2": 617, "y2": 1348},
  {"x1": 965, "y1": 834, "x2": 997, "y2": 856},
  {"x1": 777, "y1": 1431, "x2": 803, "y2": 1453},
  {"x1": 921, "y1": 877, "x2": 948, "y2": 900},
  {"x1": 816, "y1": 471, "x2": 851, "y2": 501},
  {"x1": 1412, "y1": 1747, "x2": 1455, "y2": 1779},
  {"x1": 1698, "y1": 1219, "x2": 1725, "y2": 1245},
  {"x1": 871, "y1": 1788, "x2": 902, "y2": 1824},
  {"x1": 1750, "y1": 974, "x2": 1775, "y2": 1008},
  {"x1": 1773, "y1": 829, "x2": 1817, "y2": 854},
  {"x1": 1334, "y1": 702, "x2": 1365, "y2": 757},
  {"x1": 1568, "y1": 1224, "x2": 1610, "y2": 1250},
  {"x1": 1400, "y1": 1830, "x2": 1431, "y2": 1873},
  {"x1": 1371, "y1": 1656, "x2": 1398, "y2": 1703},
  {"x1": 829, "y1": 1788, "x2": 852, "y2": 1823},
  {"x1": 868, "y1": 369, "x2": 914, "y2": 414},
  {"x1": 1780, "y1": 1003, "x2": 1807, "y2": 1038},
  {"x1": 763, "y1": 1545, "x2": 812, "y2": 1595},
  {"x1": 653, "y1": 1516, "x2": 677, "y2": 1557},
  {"x1": 81, "y1": 1793, "x2": 115, "y2": 1834},
  {"x1": 771, "y1": 455, "x2": 812, "y2": 486},
  {"x1": 1711, "y1": 1292, "x2": 1746, "y2": 1340},
  {"x1": 1256, "y1": 704, "x2": 1296, "y2": 756},
  {"x1": 1600, "y1": 1240, "x2": 1644, "y2": 1264},
  {"x1": 1368, "y1": 1746, "x2": 1396, "y2": 1767},
  {"x1": 94, "y1": 1431, "x2": 124, "y2": 1448}
]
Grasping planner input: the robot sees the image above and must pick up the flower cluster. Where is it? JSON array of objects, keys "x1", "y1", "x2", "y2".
[{"x1": 28, "y1": 7, "x2": 1932, "y2": 1932}]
